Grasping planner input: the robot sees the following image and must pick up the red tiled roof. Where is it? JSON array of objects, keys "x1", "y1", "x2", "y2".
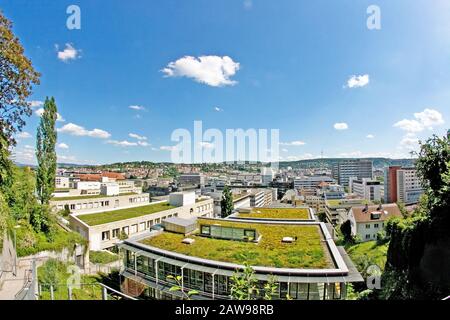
[
  {"x1": 351, "y1": 203, "x2": 402, "y2": 223},
  {"x1": 76, "y1": 172, "x2": 125, "y2": 181}
]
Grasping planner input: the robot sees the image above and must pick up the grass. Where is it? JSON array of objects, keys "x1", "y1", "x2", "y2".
[
  {"x1": 16, "y1": 225, "x2": 87, "y2": 257},
  {"x1": 237, "y1": 208, "x2": 310, "y2": 220},
  {"x1": 346, "y1": 241, "x2": 388, "y2": 272},
  {"x1": 326, "y1": 199, "x2": 371, "y2": 207},
  {"x1": 90, "y1": 250, "x2": 119, "y2": 265},
  {"x1": 77, "y1": 202, "x2": 176, "y2": 226},
  {"x1": 38, "y1": 259, "x2": 103, "y2": 300},
  {"x1": 141, "y1": 219, "x2": 332, "y2": 269},
  {"x1": 51, "y1": 192, "x2": 138, "y2": 202}
]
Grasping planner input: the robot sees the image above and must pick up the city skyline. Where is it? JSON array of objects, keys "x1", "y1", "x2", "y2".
[{"x1": 3, "y1": 0, "x2": 449, "y2": 165}]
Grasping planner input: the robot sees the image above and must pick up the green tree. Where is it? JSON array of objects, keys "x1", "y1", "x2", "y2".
[
  {"x1": 340, "y1": 220, "x2": 353, "y2": 244},
  {"x1": 166, "y1": 275, "x2": 199, "y2": 300},
  {"x1": 220, "y1": 186, "x2": 233, "y2": 218},
  {"x1": 230, "y1": 263, "x2": 259, "y2": 300},
  {"x1": 381, "y1": 134, "x2": 450, "y2": 300},
  {"x1": 263, "y1": 275, "x2": 278, "y2": 300},
  {"x1": 0, "y1": 11, "x2": 40, "y2": 146},
  {"x1": 36, "y1": 97, "x2": 58, "y2": 205}
]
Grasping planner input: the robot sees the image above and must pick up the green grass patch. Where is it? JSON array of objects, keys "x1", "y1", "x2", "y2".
[
  {"x1": 346, "y1": 241, "x2": 388, "y2": 273},
  {"x1": 38, "y1": 259, "x2": 103, "y2": 300},
  {"x1": 237, "y1": 208, "x2": 310, "y2": 220},
  {"x1": 90, "y1": 250, "x2": 119, "y2": 265},
  {"x1": 77, "y1": 202, "x2": 176, "y2": 226},
  {"x1": 16, "y1": 225, "x2": 87, "y2": 257},
  {"x1": 141, "y1": 219, "x2": 332, "y2": 269}
]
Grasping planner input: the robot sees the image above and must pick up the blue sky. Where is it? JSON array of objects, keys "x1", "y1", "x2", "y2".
[{"x1": 2, "y1": 0, "x2": 449, "y2": 164}]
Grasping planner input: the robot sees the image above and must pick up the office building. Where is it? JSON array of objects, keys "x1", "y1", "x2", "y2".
[{"x1": 332, "y1": 160, "x2": 373, "y2": 187}]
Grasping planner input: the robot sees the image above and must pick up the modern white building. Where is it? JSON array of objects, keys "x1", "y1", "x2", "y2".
[
  {"x1": 332, "y1": 160, "x2": 373, "y2": 187},
  {"x1": 349, "y1": 178, "x2": 382, "y2": 202},
  {"x1": 396, "y1": 168, "x2": 423, "y2": 204},
  {"x1": 294, "y1": 176, "x2": 335, "y2": 190}
]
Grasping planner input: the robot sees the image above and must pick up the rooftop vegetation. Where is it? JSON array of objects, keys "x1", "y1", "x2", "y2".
[
  {"x1": 77, "y1": 202, "x2": 176, "y2": 226},
  {"x1": 237, "y1": 207, "x2": 310, "y2": 220},
  {"x1": 141, "y1": 219, "x2": 332, "y2": 269}
]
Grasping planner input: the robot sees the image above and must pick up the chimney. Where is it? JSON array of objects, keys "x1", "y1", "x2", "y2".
[
  {"x1": 377, "y1": 204, "x2": 383, "y2": 211},
  {"x1": 363, "y1": 204, "x2": 369, "y2": 213}
]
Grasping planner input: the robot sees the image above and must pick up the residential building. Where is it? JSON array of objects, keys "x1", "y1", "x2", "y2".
[
  {"x1": 347, "y1": 203, "x2": 402, "y2": 242},
  {"x1": 118, "y1": 216, "x2": 363, "y2": 300},
  {"x1": 332, "y1": 160, "x2": 373, "y2": 187},
  {"x1": 324, "y1": 199, "x2": 370, "y2": 226},
  {"x1": 349, "y1": 178, "x2": 382, "y2": 202},
  {"x1": 55, "y1": 176, "x2": 70, "y2": 189}
]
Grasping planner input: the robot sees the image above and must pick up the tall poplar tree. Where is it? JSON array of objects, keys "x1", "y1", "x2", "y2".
[
  {"x1": 221, "y1": 185, "x2": 234, "y2": 218},
  {"x1": 36, "y1": 97, "x2": 57, "y2": 205}
]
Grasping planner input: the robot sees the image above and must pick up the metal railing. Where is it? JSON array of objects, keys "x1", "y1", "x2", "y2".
[{"x1": 14, "y1": 260, "x2": 37, "y2": 300}]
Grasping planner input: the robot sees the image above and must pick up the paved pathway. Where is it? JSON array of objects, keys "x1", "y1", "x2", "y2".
[{"x1": 0, "y1": 259, "x2": 33, "y2": 300}]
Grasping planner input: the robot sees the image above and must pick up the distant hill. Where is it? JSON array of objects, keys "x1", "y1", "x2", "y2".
[{"x1": 278, "y1": 157, "x2": 416, "y2": 169}]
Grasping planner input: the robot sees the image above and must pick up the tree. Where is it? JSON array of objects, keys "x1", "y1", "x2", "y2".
[
  {"x1": 381, "y1": 134, "x2": 450, "y2": 300},
  {"x1": 263, "y1": 275, "x2": 278, "y2": 300},
  {"x1": 36, "y1": 97, "x2": 58, "y2": 205},
  {"x1": 230, "y1": 263, "x2": 259, "y2": 300},
  {"x1": 167, "y1": 275, "x2": 199, "y2": 300},
  {"x1": 340, "y1": 220, "x2": 353, "y2": 244},
  {"x1": 0, "y1": 11, "x2": 40, "y2": 146},
  {"x1": 220, "y1": 186, "x2": 233, "y2": 218}
]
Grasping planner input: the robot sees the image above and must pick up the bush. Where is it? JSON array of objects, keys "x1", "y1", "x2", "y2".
[{"x1": 89, "y1": 250, "x2": 119, "y2": 265}]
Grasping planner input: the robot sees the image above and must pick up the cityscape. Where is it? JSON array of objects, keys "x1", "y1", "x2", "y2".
[{"x1": 1, "y1": 0, "x2": 449, "y2": 308}]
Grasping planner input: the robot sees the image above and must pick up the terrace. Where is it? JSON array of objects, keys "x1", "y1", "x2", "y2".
[
  {"x1": 236, "y1": 207, "x2": 310, "y2": 220},
  {"x1": 140, "y1": 218, "x2": 333, "y2": 269},
  {"x1": 51, "y1": 192, "x2": 138, "y2": 202},
  {"x1": 77, "y1": 202, "x2": 176, "y2": 226}
]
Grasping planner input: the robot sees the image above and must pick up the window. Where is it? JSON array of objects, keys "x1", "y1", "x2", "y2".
[
  {"x1": 70, "y1": 204, "x2": 76, "y2": 210},
  {"x1": 130, "y1": 224, "x2": 138, "y2": 234},
  {"x1": 112, "y1": 228, "x2": 120, "y2": 239},
  {"x1": 365, "y1": 234, "x2": 371, "y2": 239},
  {"x1": 122, "y1": 226, "x2": 129, "y2": 235},
  {"x1": 366, "y1": 224, "x2": 371, "y2": 229},
  {"x1": 139, "y1": 222, "x2": 146, "y2": 232},
  {"x1": 147, "y1": 220, "x2": 153, "y2": 228},
  {"x1": 102, "y1": 231, "x2": 110, "y2": 241},
  {"x1": 201, "y1": 225, "x2": 211, "y2": 235},
  {"x1": 374, "y1": 223, "x2": 379, "y2": 228}
]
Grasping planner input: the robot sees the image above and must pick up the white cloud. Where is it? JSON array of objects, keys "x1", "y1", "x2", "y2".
[
  {"x1": 129, "y1": 105, "x2": 146, "y2": 111},
  {"x1": 394, "y1": 108, "x2": 445, "y2": 133},
  {"x1": 214, "y1": 107, "x2": 223, "y2": 112},
  {"x1": 399, "y1": 135, "x2": 419, "y2": 151},
  {"x1": 107, "y1": 139, "x2": 150, "y2": 147},
  {"x1": 58, "y1": 123, "x2": 111, "y2": 139},
  {"x1": 57, "y1": 154, "x2": 77, "y2": 162},
  {"x1": 57, "y1": 143, "x2": 69, "y2": 149},
  {"x1": 160, "y1": 145, "x2": 176, "y2": 151},
  {"x1": 129, "y1": 133, "x2": 147, "y2": 140},
  {"x1": 35, "y1": 108, "x2": 65, "y2": 122},
  {"x1": 56, "y1": 43, "x2": 80, "y2": 62},
  {"x1": 162, "y1": 55, "x2": 240, "y2": 87},
  {"x1": 280, "y1": 140, "x2": 306, "y2": 146},
  {"x1": 29, "y1": 100, "x2": 43, "y2": 108},
  {"x1": 17, "y1": 131, "x2": 32, "y2": 139},
  {"x1": 366, "y1": 134, "x2": 375, "y2": 139},
  {"x1": 334, "y1": 122, "x2": 349, "y2": 130},
  {"x1": 346, "y1": 74, "x2": 370, "y2": 88},
  {"x1": 414, "y1": 108, "x2": 445, "y2": 129}
]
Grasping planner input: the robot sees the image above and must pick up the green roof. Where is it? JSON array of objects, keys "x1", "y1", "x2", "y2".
[
  {"x1": 236, "y1": 207, "x2": 310, "y2": 220},
  {"x1": 140, "y1": 219, "x2": 332, "y2": 269},
  {"x1": 51, "y1": 193, "x2": 138, "y2": 202},
  {"x1": 77, "y1": 202, "x2": 176, "y2": 226}
]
